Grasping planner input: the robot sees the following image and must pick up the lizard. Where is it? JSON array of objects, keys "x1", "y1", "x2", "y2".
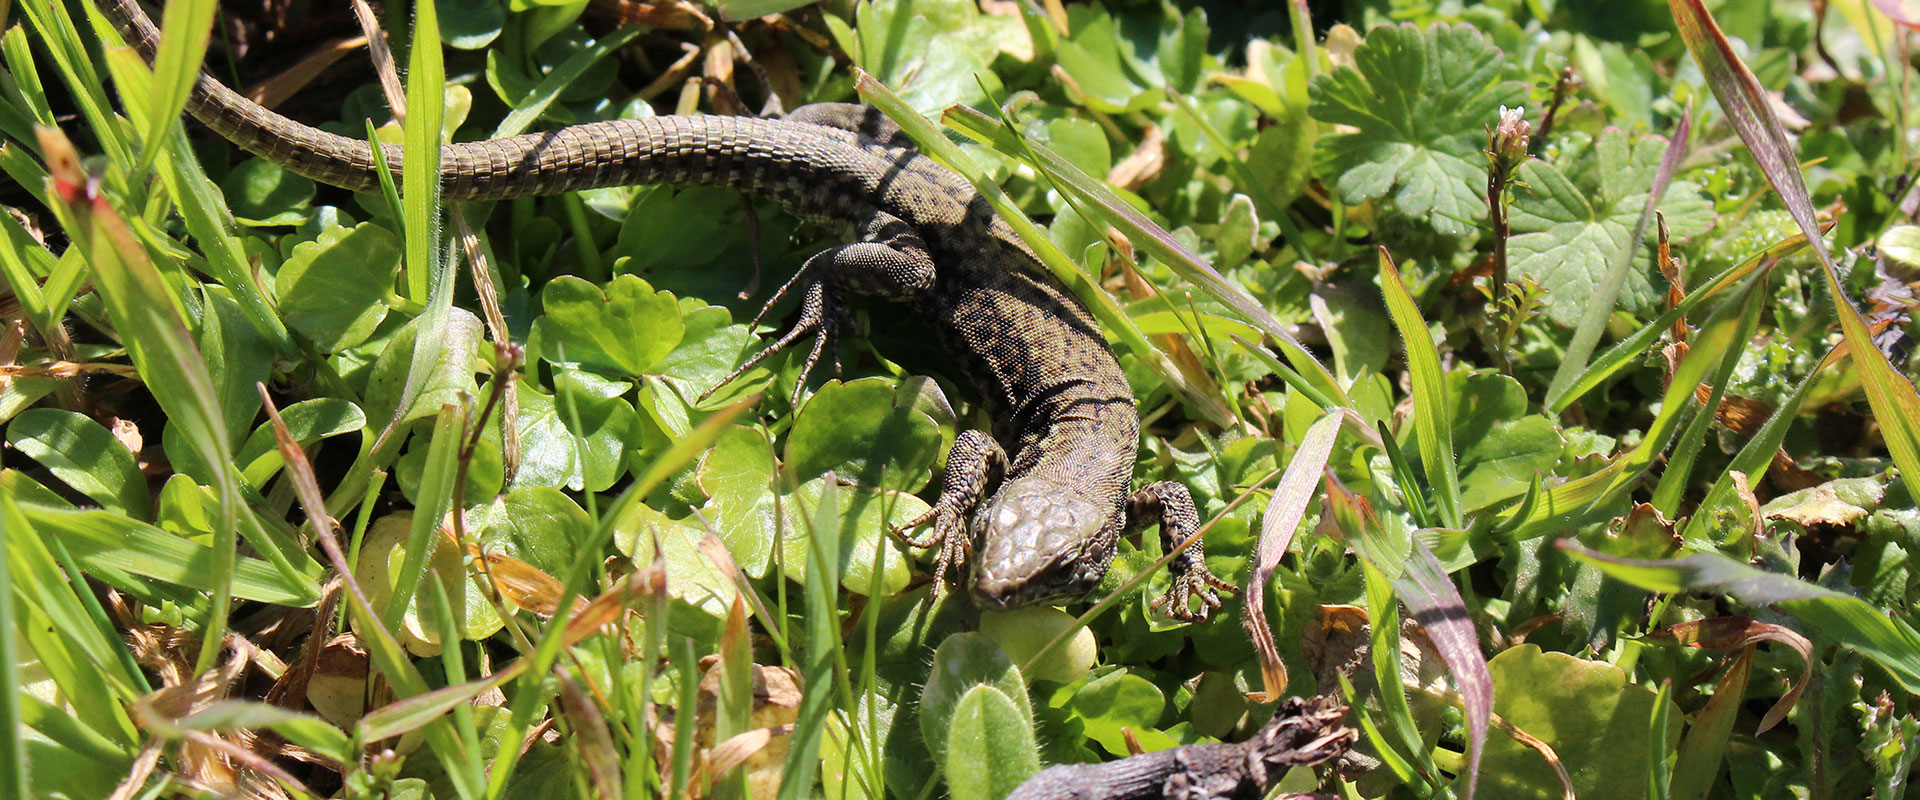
[
  {"x1": 1004, "y1": 696, "x2": 1357, "y2": 800},
  {"x1": 100, "y1": 0, "x2": 1236, "y2": 619}
]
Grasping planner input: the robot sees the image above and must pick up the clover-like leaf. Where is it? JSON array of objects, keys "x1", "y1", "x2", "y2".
[
  {"x1": 696, "y1": 424, "x2": 779, "y2": 578},
  {"x1": 777, "y1": 476, "x2": 924, "y2": 597},
  {"x1": 1059, "y1": 667, "x2": 1175, "y2": 755},
  {"x1": 352, "y1": 513, "x2": 504, "y2": 656},
  {"x1": 511, "y1": 376, "x2": 638, "y2": 493},
  {"x1": 276, "y1": 223, "x2": 399, "y2": 352},
  {"x1": 529, "y1": 274, "x2": 684, "y2": 376},
  {"x1": 1308, "y1": 23, "x2": 1527, "y2": 235},
  {"x1": 1509, "y1": 128, "x2": 1716, "y2": 325}
]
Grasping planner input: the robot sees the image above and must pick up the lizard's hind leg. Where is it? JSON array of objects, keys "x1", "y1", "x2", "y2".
[{"x1": 702, "y1": 212, "x2": 936, "y2": 405}]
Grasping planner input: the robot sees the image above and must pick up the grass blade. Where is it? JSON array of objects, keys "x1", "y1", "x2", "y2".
[
  {"x1": 1394, "y1": 541, "x2": 1490, "y2": 800},
  {"x1": 1649, "y1": 266, "x2": 1768, "y2": 515},
  {"x1": 1546, "y1": 109, "x2": 1692, "y2": 407},
  {"x1": 403, "y1": 0, "x2": 446, "y2": 303},
  {"x1": 1246, "y1": 409, "x2": 1342, "y2": 701},
  {"x1": 1379, "y1": 247, "x2": 1463, "y2": 529},
  {"x1": 778, "y1": 475, "x2": 844, "y2": 800},
  {"x1": 1669, "y1": 0, "x2": 1920, "y2": 500},
  {"x1": 0, "y1": 493, "x2": 28, "y2": 800},
  {"x1": 135, "y1": 0, "x2": 216, "y2": 176},
  {"x1": 1562, "y1": 541, "x2": 1920, "y2": 692},
  {"x1": 1548, "y1": 228, "x2": 1814, "y2": 415}
]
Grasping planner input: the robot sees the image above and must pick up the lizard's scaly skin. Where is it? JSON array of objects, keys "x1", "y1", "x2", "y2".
[{"x1": 103, "y1": 0, "x2": 1230, "y2": 615}]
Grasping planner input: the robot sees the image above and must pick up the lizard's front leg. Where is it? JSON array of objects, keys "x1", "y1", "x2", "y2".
[
  {"x1": 704, "y1": 212, "x2": 934, "y2": 404},
  {"x1": 892, "y1": 430, "x2": 1006, "y2": 595},
  {"x1": 1126, "y1": 482, "x2": 1237, "y2": 621}
]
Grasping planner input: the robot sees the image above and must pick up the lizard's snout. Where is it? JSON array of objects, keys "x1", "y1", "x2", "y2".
[{"x1": 967, "y1": 481, "x2": 1110, "y2": 609}]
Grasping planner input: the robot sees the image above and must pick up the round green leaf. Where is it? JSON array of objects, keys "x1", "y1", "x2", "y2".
[
  {"x1": 511, "y1": 380, "x2": 637, "y2": 493},
  {"x1": 465, "y1": 486, "x2": 590, "y2": 576},
  {"x1": 944, "y1": 685, "x2": 1042, "y2": 800},
  {"x1": 352, "y1": 513, "x2": 504, "y2": 655},
  {"x1": 785, "y1": 378, "x2": 942, "y2": 492},
  {"x1": 1062, "y1": 668, "x2": 1169, "y2": 755},
  {"x1": 919, "y1": 632, "x2": 1032, "y2": 761},
  {"x1": 696, "y1": 425, "x2": 778, "y2": 577},
  {"x1": 440, "y1": 0, "x2": 504, "y2": 49},
  {"x1": 1480, "y1": 645, "x2": 1682, "y2": 800},
  {"x1": 979, "y1": 606, "x2": 1099, "y2": 684},
  {"x1": 777, "y1": 477, "x2": 924, "y2": 597}
]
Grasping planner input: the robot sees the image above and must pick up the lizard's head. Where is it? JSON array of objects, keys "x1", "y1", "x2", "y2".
[{"x1": 967, "y1": 477, "x2": 1115, "y2": 610}]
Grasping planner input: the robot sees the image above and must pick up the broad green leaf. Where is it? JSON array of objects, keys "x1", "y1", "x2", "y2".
[
  {"x1": 1060, "y1": 668, "x2": 1171, "y2": 756},
  {"x1": 235, "y1": 399, "x2": 366, "y2": 486},
  {"x1": 6, "y1": 409, "x2": 150, "y2": 519},
  {"x1": 1307, "y1": 23, "x2": 1527, "y2": 235},
  {"x1": 919, "y1": 632, "x2": 1032, "y2": 761},
  {"x1": 944, "y1": 686, "x2": 1042, "y2": 800},
  {"x1": 653, "y1": 302, "x2": 758, "y2": 393},
  {"x1": 776, "y1": 477, "x2": 923, "y2": 598},
  {"x1": 1509, "y1": 128, "x2": 1713, "y2": 326},
  {"x1": 853, "y1": 0, "x2": 1021, "y2": 114},
  {"x1": 1546, "y1": 113, "x2": 1695, "y2": 400},
  {"x1": 978, "y1": 607, "x2": 1098, "y2": 685},
  {"x1": 511, "y1": 378, "x2": 638, "y2": 493},
  {"x1": 220, "y1": 158, "x2": 315, "y2": 225},
  {"x1": 364, "y1": 307, "x2": 482, "y2": 432},
  {"x1": 464, "y1": 487, "x2": 590, "y2": 578},
  {"x1": 353, "y1": 512, "x2": 504, "y2": 656},
  {"x1": 1449, "y1": 373, "x2": 1563, "y2": 512},
  {"x1": 696, "y1": 425, "x2": 780, "y2": 577},
  {"x1": 1480, "y1": 645, "x2": 1680, "y2": 799},
  {"x1": 439, "y1": 0, "x2": 505, "y2": 50},
  {"x1": 276, "y1": 223, "x2": 400, "y2": 351},
  {"x1": 1548, "y1": 228, "x2": 1813, "y2": 414},
  {"x1": 785, "y1": 378, "x2": 942, "y2": 492},
  {"x1": 610, "y1": 501, "x2": 736, "y2": 623}
]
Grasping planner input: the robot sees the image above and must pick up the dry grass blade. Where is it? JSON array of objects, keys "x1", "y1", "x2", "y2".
[
  {"x1": 1654, "y1": 617, "x2": 1812, "y2": 733},
  {"x1": 1396, "y1": 543, "x2": 1490, "y2": 800},
  {"x1": 1245, "y1": 410, "x2": 1341, "y2": 702}
]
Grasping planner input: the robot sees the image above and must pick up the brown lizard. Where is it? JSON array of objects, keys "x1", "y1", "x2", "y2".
[{"x1": 101, "y1": 0, "x2": 1235, "y2": 618}]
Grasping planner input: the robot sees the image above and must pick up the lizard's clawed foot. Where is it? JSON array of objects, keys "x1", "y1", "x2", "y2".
[
  {"x1": 700, "y1": 268, "x2": 848, "y2": 406},
  {"x1": 1152, "y1": 562, "x2": 1238, "y2": 622},
  {"x1": 891, "y1": 503, "x2": 970, "y2": 596}
]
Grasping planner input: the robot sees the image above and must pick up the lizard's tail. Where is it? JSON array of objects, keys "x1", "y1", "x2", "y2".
[{"x1": 98, "y1": 0, "x2": 890, "y2": 204}]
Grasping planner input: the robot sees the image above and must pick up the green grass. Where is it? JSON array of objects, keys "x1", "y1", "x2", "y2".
[{"x1": 5, "y1": 0, "x2": 1920, "y2": 798}]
